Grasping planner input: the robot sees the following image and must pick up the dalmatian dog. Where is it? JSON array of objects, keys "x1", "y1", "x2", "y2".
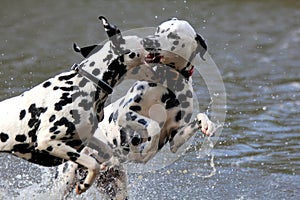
[
  {"x1": 55, "y1": 18, "x2": 217, "y2": 199},
  {"x1": 0, "y1": 16, "x2": 154, "y2": 195}
]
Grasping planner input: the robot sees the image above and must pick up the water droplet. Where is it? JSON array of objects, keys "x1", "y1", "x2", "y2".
[{"x1": 262, "y1": 106, "x2": 267, "y2": 111}]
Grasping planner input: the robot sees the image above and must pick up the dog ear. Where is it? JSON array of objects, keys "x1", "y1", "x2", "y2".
[
  {"x1": 99, "y1": 16, "x2": 125, "y2": 52},
  {"x1": 99, "y1": 16, "x2": 121, "y2": 38},
  {"x1": 195, "y1": 33, "x2": 207, "y2": 60},
  {"x1": 73, "y1": 43, "x2": 102, "y2": 58}
]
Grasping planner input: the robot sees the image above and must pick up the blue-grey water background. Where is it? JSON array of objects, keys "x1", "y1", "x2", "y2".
[{"x1": 0, "y1": 0, "x2": 299, "y2": 199}]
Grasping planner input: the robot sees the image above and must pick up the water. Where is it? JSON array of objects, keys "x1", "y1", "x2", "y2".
[{"x1": 0, "y1": 0, "x2": 300, "y2": 199}]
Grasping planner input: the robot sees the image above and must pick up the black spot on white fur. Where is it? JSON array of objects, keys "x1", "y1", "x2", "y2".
[
  {"x1": 49, "y1": 115, "x2": 56, "y2": 122},
  {"x1": 54, "y1": 93, "x2": 73, "y2": 111},
  {"x1": 43, "y1": 81, "x2": 51, "y2": 88},
  {"x1": 129, "y1": 105, "x2": 141, "y2": 112},
  {"x1": 19, "y1": 109, "x2": 26, "y2": 120},
  {"x1": 0, "y1": 132, "x2": 9, "y2": 142},
  {"x1": 137, "y1": 119, "x2": 147, "y2": 126},
  {"x1": 131, "y1": 136, "x2": 141, "y2": 146},
  {"x1": 15, "y1": 134, "x2": 27, "y2": 142},
  {"x1": 53, "y1": 117, "x2": 76, "y2": 135},
  {"x1": 58, "y1": 72, "x2": 77, "y2": 81}
]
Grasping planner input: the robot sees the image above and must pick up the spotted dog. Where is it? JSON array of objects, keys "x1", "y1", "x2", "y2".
[
  {"x1": 0, "y1": 16, "x2": 152, "y2": 194},
  {"x1": 56, "y1": 18, "x2": 216, "y2": 199}
]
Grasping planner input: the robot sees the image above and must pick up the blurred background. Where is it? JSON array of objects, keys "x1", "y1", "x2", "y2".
[{"x1": 0, "y1": 0, "x2": 299, "y2": 199}]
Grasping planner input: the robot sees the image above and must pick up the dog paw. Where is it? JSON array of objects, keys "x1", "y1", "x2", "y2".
[
  {"x1": 147, "y1": 121, "x2": 161, "y2": 137},
  {"x1": 100, "y1": 156, "x2": 120, "y2": 171},
  {"x1": 196, "y1": 113, "x2": 216, "y2": 136},
  {"x1": 100, "y1": 163, "x2": 107, "y2": 171},
  {"x1": 75, "y1": 183, "x2": 86, "y2": 195}
]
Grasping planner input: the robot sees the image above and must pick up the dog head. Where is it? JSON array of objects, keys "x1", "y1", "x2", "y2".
[
  {"x1": 73, "y1": 16, "x2": 156, "y2": 85},
  {"x1": 75, "y1": 16, "x2": 149, "y2": 75},
  {"x1": 143, "y1": 18, "x2": 207, "y2": 78},
  {"x1": 75, "y1": 16, "x2": 147, "y2": 66}
]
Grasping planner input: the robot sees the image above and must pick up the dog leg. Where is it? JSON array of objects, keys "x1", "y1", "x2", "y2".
[
  {"x1": 55, "y1": 146, "x2": 102, "y2": 197},
  {"x1": 94, "y1": 164, "x2": 128, "y2": 200},
  {"x1": 119, "y1": 111, "x2": 161, "y2": 163},
  {"x1": 55, "y1": 161, "x2": 78, "y2": 198},
  {"x1": 169, "y1": 113, "x2": 216, "y2": 153},
  {"x1": 35, "y1": 139, "x2": 101, "y2": 194}
]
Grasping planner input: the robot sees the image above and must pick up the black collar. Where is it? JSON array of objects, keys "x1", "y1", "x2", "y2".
[{"x1": 71, "y1": 63, "x2": 113, "y2": 94}]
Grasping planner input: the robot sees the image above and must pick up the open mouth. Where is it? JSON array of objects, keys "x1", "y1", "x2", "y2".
[
  {"x1": 145, "y1": 52, "x2": 195, "y2": 78},
  {"x1": 145, "y1": 53, "x2": 162, "y2": 63}
]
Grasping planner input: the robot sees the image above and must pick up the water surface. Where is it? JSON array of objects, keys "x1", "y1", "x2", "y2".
[{"x1": 0, "y1": 0, "x2": 299, "y2": 199}]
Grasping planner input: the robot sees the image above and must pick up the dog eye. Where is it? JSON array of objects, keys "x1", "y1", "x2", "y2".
[{"x1": 128, "y1": 52, "x2": 136, "y2": 59}]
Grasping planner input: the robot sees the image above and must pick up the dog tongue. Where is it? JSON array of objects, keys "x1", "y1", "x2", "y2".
[
  {"x1": 145, "y1": 54, "x2": 161, "y2": 63},
  {"x1": 145, "y1": 54, "x2": 154, "y2": 62}
]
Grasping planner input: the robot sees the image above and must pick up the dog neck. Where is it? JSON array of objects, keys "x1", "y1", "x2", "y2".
[
  {"x1": 164, "y1": 63, "x2": 194, "y2": 80},
  {"x1": 71, "y1": 63, "x2": 113, "y2": 95}
]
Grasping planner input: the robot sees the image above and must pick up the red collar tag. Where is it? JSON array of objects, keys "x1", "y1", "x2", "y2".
[{"x1": 188, "y1": 65, "x2": 194, "y2": 76}]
